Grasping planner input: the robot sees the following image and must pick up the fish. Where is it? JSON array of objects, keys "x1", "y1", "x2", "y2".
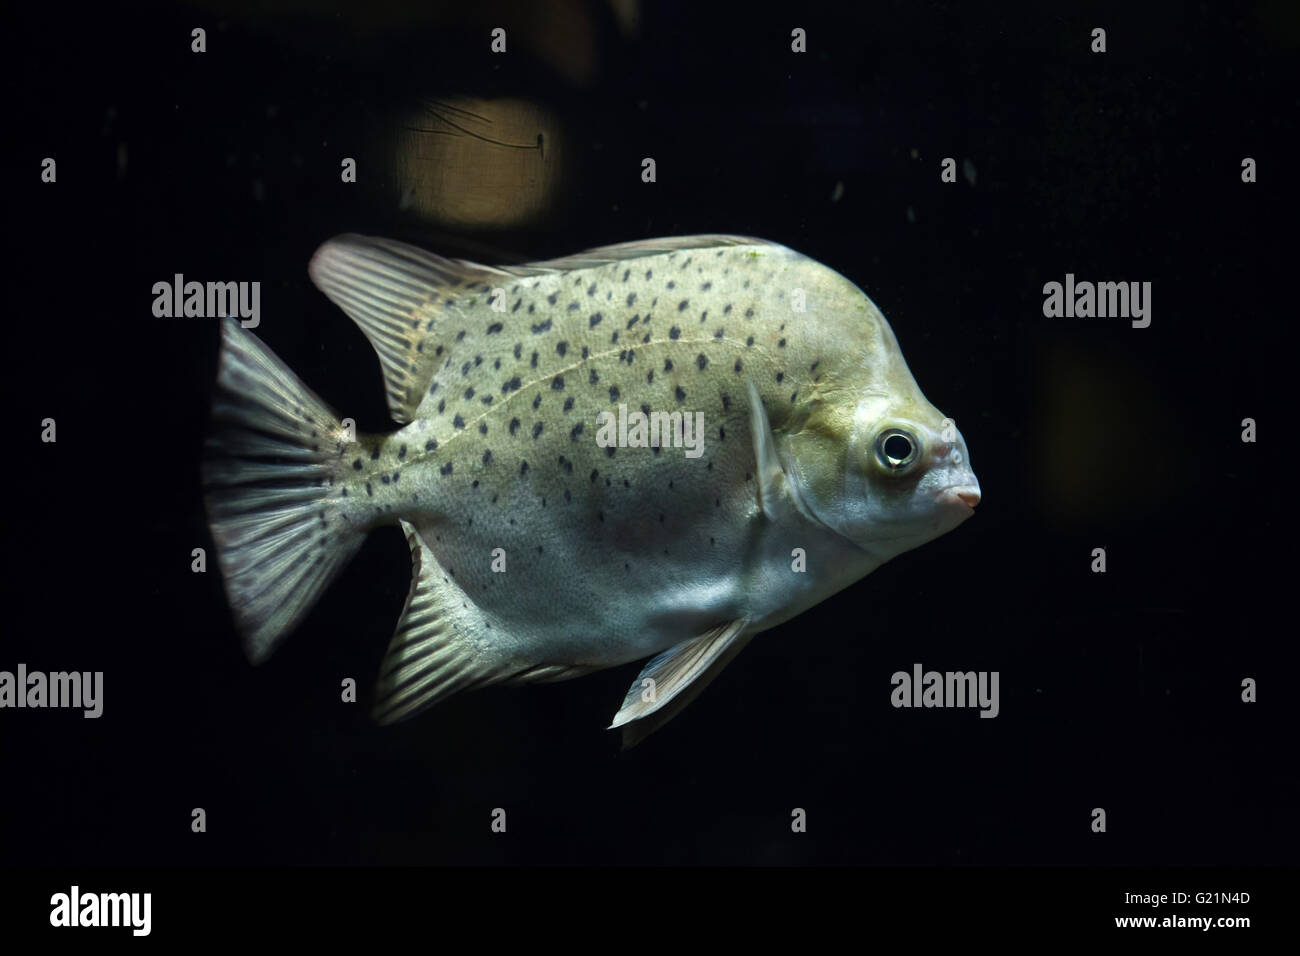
[{"x1": 203, "y1": 234, "x2": 980, "y2": 746}]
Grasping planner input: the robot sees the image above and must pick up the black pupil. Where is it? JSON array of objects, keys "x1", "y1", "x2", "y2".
[{"x1": 883, "y1": 434, "x2": 912, "y2": 464}]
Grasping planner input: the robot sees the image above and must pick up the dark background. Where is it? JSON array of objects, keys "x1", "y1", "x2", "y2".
[{"x1": 2, "y1": 0, "x2": 1295, "y2": 867}]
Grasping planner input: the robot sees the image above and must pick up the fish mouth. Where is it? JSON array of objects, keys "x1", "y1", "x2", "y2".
[{"x1": 935, "y1": 485, "x2": 981, "y2": 515}]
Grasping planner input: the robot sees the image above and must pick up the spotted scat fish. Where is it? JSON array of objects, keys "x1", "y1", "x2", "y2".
[{"x1": 204, "y1": 234, "x2": 980, "y2": 745}]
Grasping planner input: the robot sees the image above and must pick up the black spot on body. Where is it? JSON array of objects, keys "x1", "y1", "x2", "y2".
[
  {"x1": 669, "y1": 326, "x2": 681, "y2": 340},
  {"x1": 563, "y1": 396, "x2": 575, "y2": 412},
  {"x1": 352, "y1": 459, "x2": 362, "y2": 470},
  {"x1": 509, "y1": 418, "x2": 521, "y2": 435},
  {"x1": 609, "y1": 385, "x2": 620, "y2": 402},
  {"x1": 425, "y1": 439, "x2": 439, "y2": 451},
  {"x1": 589, "y1": 369, "x2": 599, "y2": 385},
  {"x1": 482, "y1": 450, "x2": 493, "y2": 465},
  {"x1": 551, "y1": 376, "x2": 565, "y2": 390},
  {"x1": 464, "y1": 387, "x2": 475, "y2": 400},
  {"x1": 696, "y1": 353, "x2": 708, "y2": 370},
  {"x1": 557, "y1": 341, "x2": 568, "y2": 356},
  {"x1": 532, "y1": 394, "x2": 542, "y2": 409},
  {"x1": 487, "y1": 322, "x2": 503, "y2": 334},
  {"x1": 502, "y1": 376, "x2": 522, "y2": 394},
  {"x1": 570, "y1": 423, "x2": 584, "y2": 440},
  {"x1": 532, "y1": 422, "x2": 543, "y2": 440},
  {"x1": 675, "y1": 385, "x2": 686, "y2": 402},
  {"x1": 453, "y1": 414, "x2": 465, "y2": 429},
  {"x1": 440, "y1": 462, "x2": 453, "y2": 475},
  {"x1": 677, "y1": 300, "x2": 689, "y2": 312},
  {"x1": 532, "y1": 319, "x2": 553, "y2": 334},
  {"x1": 589, "y1": 313, "x2": 602, "y2": 328}
]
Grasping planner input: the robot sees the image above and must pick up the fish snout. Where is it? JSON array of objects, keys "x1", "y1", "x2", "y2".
[{"x1": 936, "y1": 485, "x2": 981, "y2": 515}]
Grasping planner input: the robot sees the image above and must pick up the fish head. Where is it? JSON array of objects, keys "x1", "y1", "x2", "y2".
[{"x1": 786, "y1": 316, "x2": 980, "y2": 561}]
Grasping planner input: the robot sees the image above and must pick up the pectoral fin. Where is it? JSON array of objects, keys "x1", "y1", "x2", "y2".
[
  {"x1": 609, "y1": 618, "x2": 753, "y2": 748},
  {"x1": 747, "y1": 379, "x2": 823, "y2": 527},
  {"x1": 748, "y1": 379, "x2": 791, "y2": 521}
]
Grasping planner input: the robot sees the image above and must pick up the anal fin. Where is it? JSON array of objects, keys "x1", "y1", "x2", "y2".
[
  {"x1": 372, "y1": 520, "x2": 515, "y2": 724},
  {"x1": 609, "y1": 618, "x2": 753, "y2": 749}
]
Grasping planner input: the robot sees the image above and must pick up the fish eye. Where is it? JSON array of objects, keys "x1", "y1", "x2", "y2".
[{"x1": 875, "y1": 428, "x2": 919, "y2": 472}]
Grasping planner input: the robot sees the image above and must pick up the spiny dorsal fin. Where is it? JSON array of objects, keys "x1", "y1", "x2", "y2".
[
  {"x1": 308, "y1": 234, "x2": 778, "y2": 424},
  {"x1": 609, "y1": 618, "x2": 753, "y2": 748},
  {"x1": 506, "y1": 234, "x2": 773, "y2": 275}
]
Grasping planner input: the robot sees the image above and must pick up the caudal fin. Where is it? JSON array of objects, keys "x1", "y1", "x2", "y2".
[{"x1": 203, "y1": 319, "x2": 366, "y2": 663}]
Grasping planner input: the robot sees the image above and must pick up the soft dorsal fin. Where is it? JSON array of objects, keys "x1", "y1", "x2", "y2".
[
  {"x1": 609, "y1": 618, "x2": 753, "y2": 748},
  {"x1": 308, "y1": 236, "x2": 508, "y2": 424},
  {"x1": 308, "y1": 233, "x2": 776, "y2": 424}
]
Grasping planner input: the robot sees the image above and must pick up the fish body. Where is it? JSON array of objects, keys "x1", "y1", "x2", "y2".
[{"x1": 204, "y1": 235, "x2": 980, "y2": 744}]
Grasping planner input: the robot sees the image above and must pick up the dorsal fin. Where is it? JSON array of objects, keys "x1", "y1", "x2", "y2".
[
  {"x1": 308, "y1": 234, "x2": 777, "y2": 424},
  {"x1": 308, "y1": 235, "x2": 508, "y2": 424},
  {"x1": 503, "y1": 234, "x2": 772, "y2": 275}
]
